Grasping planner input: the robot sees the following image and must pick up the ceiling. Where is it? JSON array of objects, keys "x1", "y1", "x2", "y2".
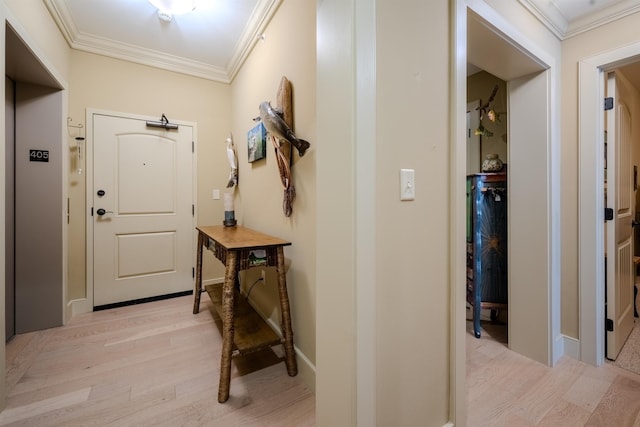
[
  {"x1": 521, "y1": 0, "x2": 640, "y2": 39},
  {"x1": 42, "y1": 0, "x2": 640, "y2": 84},
  {"x1": 44, "y1": 0, "x2": 282, "y2": 84}
]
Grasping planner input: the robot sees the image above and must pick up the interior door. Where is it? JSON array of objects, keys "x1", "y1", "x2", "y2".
[
  {"x1": 92, "y1": 113, "x2": 194, "y2": 307},
  {"x1": 605, "y1": 71, "x2": 635, "y2": 360}
]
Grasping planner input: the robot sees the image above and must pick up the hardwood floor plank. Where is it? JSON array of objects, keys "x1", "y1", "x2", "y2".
[
  {"x1": 585, "y1": 375, "x2": 640, "y2": 426},
  {"x1": 467, "y1": 322, "x2": 640, "y2": 427},
  {"x1": 3, "y1": 295, "x2": 315, "y2": 426},
  {"x1": 0, "y1": 387, "x2": 90, "y2": 426},
  {"x1": 563, "y1": 373, "x2": 612, "y2": 412},
  {"x1": 5, "y1": 330, "x2": 51, "y2": 392},
  {"x1": 537, "y1": 399, "x2": 592, "y2": 427}
]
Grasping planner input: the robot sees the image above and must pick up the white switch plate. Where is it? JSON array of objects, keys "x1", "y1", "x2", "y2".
[
  {"x1": 213, "y1": 189, "x2": 220, "y2": 200},
  {"x1": 400, "y1": 169, "x2": 415, "y2": 201}
]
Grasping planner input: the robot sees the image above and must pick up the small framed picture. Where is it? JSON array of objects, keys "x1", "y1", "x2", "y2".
[{"x1": 247, "y1": 122, "x2": 267, "y2": 163}]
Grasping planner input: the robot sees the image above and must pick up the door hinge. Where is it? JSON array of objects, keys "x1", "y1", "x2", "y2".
[
  {"x1": 606, "y1": 318, "x2": 614, "y2": 332},
  {"x1": 604, "y1": 207, "x2": 614, "y2": 221},
  {"x1": 91, "y1": 207, "x2": 94, "y2": 217},
  {"x1": 192, "y1": 267, "x2": 195, "y2": 278},
  {"x1": 192, "y1": 141, "x2": 194, "y2": 153},
  {"x1": 604, "y1": 97, "x2": 614, "y2": 111},
  {"x1": 192, "y1": 204, "x2": 195, "y2": 216}
]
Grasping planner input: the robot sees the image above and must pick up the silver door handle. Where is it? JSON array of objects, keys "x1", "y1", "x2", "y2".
[{"x1": 96, "y1": 208, "x2": 113, "y2": 216}]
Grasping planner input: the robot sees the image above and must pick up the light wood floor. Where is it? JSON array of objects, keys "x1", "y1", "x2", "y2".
[
  {"x1": 2, "y1": 294, "x2": 315, "y2": 426},
  {"x1": 467, "y1": 320, "x2": 640, "y2": 426},
  {"x1": 7, "y1": 296, "x2": 640, "y2": 426}
]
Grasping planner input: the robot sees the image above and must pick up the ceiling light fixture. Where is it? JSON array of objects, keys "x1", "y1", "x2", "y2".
[{"x1": 148, "y1": 0, "x2": 196, "y2": 22}]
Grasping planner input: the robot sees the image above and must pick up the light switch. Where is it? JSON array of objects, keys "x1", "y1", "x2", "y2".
[
  {"x1": 400, "y1": 169, "x2": 415, "y2": 201},
  {"x1": 213, "y1": 189, "x2": 220, "y2": 200}
]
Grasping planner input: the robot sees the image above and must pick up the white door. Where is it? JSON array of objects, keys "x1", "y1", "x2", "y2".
[
  {"x1": 605, "y1": 71, "x2": 635, "y2": 360},
  {"x1": 92, "y1": 113, "x2": 194, "y2": 307}
]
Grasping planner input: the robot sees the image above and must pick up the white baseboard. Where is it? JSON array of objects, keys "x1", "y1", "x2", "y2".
[
  {"x1": 246, "y1": 294, "x2": 316, "y2": 392},
  {"x1": 68, "y1": 298, "x2": 92, "y2": 317},
  {"x1": 68, "y1": 278, "x2": 223, "y2": 320},
  {"x1": 561, "y1": 334, "x2": 580, "y2": 360}
]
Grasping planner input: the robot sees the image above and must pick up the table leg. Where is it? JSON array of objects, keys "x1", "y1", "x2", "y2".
[
  {"x1": 473, "y1": 282, "x2": 481, "y2": 339},
  {"x1": 192, "y1": 231, "x2": 205, "y2": 314},
  {"x1": 276, "y1": 247, "x2": 297, "y2": 377},
  {"x1": 218, "y1": 251, "x2": 237, "y2": 403}
]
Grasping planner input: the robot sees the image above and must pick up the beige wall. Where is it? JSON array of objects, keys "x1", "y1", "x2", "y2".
[
  {"x1": 67, "y1": 51, "x2": 232, "y2": 301},
  {"x1": 561, "y1": 12, "x2": 640, "y2": 338},
  {"x1": 317, "y1": 0, "x2": 454, "y2": 424},
  {"x1": 374, "y1": 1, "x2": 452, "y2": 424},
  {"x1": 3, "y1": 0, "x2": 70, "y2": 82},
  {"x1": 621, "y1": 69, "x2": 640, "y2": 249},
  {"x1": 229, "y1": 0, "x2": 316, "y2": 389},
  {"x1": 467, "y1": 71, "x2": 508, "y2": 166},
  {"x1": 316, "y1": 0, "x2": 357, "y2": 424}
]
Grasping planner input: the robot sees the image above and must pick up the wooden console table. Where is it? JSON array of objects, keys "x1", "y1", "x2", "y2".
[{"x1": 192, "y1": 225, "x2": 297, "y2": 402}]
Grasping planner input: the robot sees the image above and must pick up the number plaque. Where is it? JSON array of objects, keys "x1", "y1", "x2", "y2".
[{"x1": 29, "y1": 149, "x2": 49, "y2": 162}]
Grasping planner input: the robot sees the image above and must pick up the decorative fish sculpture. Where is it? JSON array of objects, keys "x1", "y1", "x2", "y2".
[
  {"x1": 225, "y1": 135, "x2": 238, "y2": 188},
  {"x1": 257, "y1": 101, "x2": 310, "y2": 157}
]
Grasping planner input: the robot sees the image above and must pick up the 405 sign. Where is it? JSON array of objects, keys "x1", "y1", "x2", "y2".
[{"x1": 29, "y1": 149, "x2": 49, "y2": 162}]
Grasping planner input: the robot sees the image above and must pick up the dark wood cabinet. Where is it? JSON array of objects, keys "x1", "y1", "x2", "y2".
[{"x1": 467, "y1": 172, "x2": 508, "y2": 338}]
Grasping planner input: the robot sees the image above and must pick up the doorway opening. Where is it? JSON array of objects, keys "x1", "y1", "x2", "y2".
[
  {"x1": 578, "y1": 42, "x2": 640, "y2": 367},
  {"x1": 602, "y1": 63, "x2": 640, "y2": 369},
  {"x1": 461, "y1": 5, "x2": 559, "y2": 367},
  {"x1": 466, "y1": 68, "x2": 509, "y2": 346}
]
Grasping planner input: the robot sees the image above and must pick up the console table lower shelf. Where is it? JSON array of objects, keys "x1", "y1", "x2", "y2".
[{"x1": 205, "y1": 282, "x2": 283, "y2": 356}]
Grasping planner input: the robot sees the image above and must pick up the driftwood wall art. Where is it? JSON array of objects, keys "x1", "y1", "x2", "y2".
[{"x1": 256, "y1": 76, "x2": 311, "y2": 217}]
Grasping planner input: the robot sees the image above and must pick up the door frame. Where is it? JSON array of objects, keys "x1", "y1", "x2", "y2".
[
  {"x1": 452, "y1": 0, "x2": 561, "y2": 422},
  {"x1": 79, "y1": 108, "x2": 197, "y2": 313},
  {"x1": 578, "y1": 43, "x2": 640, "y2": 366}
]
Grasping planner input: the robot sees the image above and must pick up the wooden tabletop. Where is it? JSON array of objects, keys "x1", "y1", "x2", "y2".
[{"x1": 196, "y1": 225, "x2": 291, "y2": 250}]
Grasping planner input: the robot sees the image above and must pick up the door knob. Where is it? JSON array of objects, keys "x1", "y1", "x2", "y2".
[
  {"x1": 633, "y1": 220, "x2": 639, "y2": 228},
  {"x1": 96, "y1": 208, "x2": 113, "y2": 216}
]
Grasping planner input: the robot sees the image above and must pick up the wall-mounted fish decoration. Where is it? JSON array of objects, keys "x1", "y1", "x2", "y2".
[{"x1": 257, "y1": 101, "x2": 310, "y2": 157}]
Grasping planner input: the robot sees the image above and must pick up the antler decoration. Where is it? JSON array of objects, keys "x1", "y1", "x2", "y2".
[{"x1": 475, "y1": 84, "x2": 500, "y2": 137}]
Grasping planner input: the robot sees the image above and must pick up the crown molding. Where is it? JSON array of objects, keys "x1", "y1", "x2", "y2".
[
  {"x1": 226, "y1": 0, "x2": 283, "y2": 81},
  {"x1": 565, "y1": 0, "x2": 640, "y2": 38},
  {"x1": 44, "y1": 0, "x2": 283, "y2": 83},
  {"x1": 517, "y1": 0, "x2": 567, "y2": 40},
  {"x1": 74, "y1": 31, "x2": 231, "y2": 83},
  {"x1": 519, "y1": 0, "x2": 640, "y2": 40}
]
